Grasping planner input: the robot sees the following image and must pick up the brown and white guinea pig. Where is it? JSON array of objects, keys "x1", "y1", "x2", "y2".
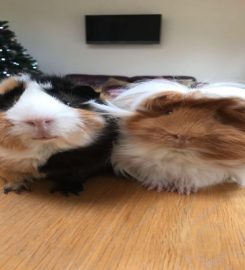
[
  {"x1": 0, "y1": 74, "x2": 116, "y2": 195},
  {"x1": 91, "y1": 80, "x2": 245, "y2": 194}
]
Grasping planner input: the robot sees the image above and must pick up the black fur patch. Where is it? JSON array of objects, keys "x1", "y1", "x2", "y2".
[
  {"x1": 49, "y1": 172, "x2": 84, "y2": 196},
  {"x1": 39, "y1": 118, "x2": 118, "y2": 194},
  {"x1": 0, "y1": 82, "x2": 25, "y2": 111},
  {"x1": 31, "y1": 75, "x2": 99, "y2": 108}
]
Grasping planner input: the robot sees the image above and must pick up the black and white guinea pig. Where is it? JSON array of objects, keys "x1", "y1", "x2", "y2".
[
  {"x1": 91, "y1": 80, "x2": 245, "y2": 195},
  {"x1": 0, "y1": 74, "x2": 116, "y2": 195}
]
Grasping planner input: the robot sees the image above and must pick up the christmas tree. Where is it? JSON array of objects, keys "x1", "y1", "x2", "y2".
[{"x1": 0, "y1": 21, "x2": 41, "y2": 79}]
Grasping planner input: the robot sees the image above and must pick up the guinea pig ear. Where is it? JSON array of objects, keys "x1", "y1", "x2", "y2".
[
  {"x1": 216, "y1": 99, "x2": 245, "y2": 130},
  {"x1": 137, "y1": 92, "x2": 184, "y2": 114},
  {"x1": 71, "y1": 85, "x2": 100, "y2": 100},
  {"x1": 0, "y1": 77, "x2": 22, "y2": 95}
]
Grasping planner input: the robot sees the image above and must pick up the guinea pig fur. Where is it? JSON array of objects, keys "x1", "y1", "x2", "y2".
[
  {"x1": 91, "y1": 80, "x2": 245, "y2": 194},
  {"x1": 0, "y1": 74, "x2": 115, "y2": 194}
]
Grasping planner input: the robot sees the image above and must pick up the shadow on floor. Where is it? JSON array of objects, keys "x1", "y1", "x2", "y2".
[{"x1": 18, "y1": 173, "x2": 242, "y2": 208}]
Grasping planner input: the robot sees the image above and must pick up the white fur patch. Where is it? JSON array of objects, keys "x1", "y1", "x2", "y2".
[
  {"x1": 112, "y1": 135, "x2": 244, "y2": 194},
  {"x1": 90, "y1": 79, "x2": 189, "y2": 116},
  {"x1": 39, "y1": 81, "x2": 52, "y2": 89},
  {"x1": 14, "y1": 73, "x2": 31, "y2": 84},
  {"x1": 90, "y1": 80, "x2": 245, "y2": 117},
  {"x1": 199, "y1": 83, "x2": 245, "y2": 99},
  {"x1": 113, "y1": 79, "x2": 189, "y2": 110},
  {"x1": 6, "y1": 80, "x2": 82, "y2": 139}
]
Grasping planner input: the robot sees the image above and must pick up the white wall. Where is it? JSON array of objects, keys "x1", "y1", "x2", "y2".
[{"x1": 1, "y1": 0, "x2": 245, "y2": 82}]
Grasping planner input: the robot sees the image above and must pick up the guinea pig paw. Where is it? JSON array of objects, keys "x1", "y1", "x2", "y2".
[
  {"x1": 177, "y1": 185, "x2": 197, "y2": 195},
  {"x1": 3, "y1": 180, "x2": 31, "y2": 194},
  {"x1": 145, "y1": 183, "x2": 164, "y2": 192},
  {"x1": 146, "y1": 184, "x2": 156, "y2": 191},
  {"x1": 156, "y1": 184, "x2": 165, "y2": 192},
  {"x1": 164, "y1": 183, "x2": 178, "y2": 193},
  {"x1": 50, "y1": 183, "x2": 84, "y2": 196}
]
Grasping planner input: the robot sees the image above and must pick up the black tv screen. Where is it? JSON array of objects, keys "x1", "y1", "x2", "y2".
[{"x1": 85, "y1": 14, "x2": 161, "y2": 44}]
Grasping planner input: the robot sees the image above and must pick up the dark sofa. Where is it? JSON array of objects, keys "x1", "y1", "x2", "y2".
[{"x1": 65, "y1": 74, "x2": 197, "y2": 99}]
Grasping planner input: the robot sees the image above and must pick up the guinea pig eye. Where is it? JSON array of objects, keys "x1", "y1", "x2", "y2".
[
  {"x1": 64, "y1": 101, "x2": 71, "y2": 106},
  {"x1": 163, "y1": 110, "x2": 173, "y2": 115},
  {"x1": 214, "y1": 113, "x2": 222, "y2": 122},
  {"x1": 14, "y1": 96, "x2": 20, "y2": 104}
]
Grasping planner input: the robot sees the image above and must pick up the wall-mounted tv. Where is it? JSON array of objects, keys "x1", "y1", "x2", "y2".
[{"x1": 85, "y1": 14, "x2": 161, "y2": 44}]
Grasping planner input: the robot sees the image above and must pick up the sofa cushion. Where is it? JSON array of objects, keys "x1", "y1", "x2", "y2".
[
  {"x1": 100, "y1": 78, "x2": 129, "y2": 100},
  {"x1": 65, "y1": 74, "x2": 129, "y2": 90}
]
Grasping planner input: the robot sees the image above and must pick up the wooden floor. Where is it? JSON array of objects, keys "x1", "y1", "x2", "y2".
[{"x1": 0, "y1": 175, "x2": 244, "y2": 270}]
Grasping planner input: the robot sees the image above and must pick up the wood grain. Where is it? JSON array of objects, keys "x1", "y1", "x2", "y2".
[{"x1": 0, "y1": 175, "x2": 244, "y2": 270}]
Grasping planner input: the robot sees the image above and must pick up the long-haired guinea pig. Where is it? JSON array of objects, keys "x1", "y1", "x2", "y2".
[
  {"x1": 0, "y1": 74, "x2": 116, "y2": 195},
  {"x1": 91, "y1": 80, "x2": 245, "y2": 194}
]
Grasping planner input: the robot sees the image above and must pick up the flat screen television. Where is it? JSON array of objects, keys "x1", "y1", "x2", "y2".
[{"x1": 85, "y1": 14, "x2": 161, "y2": 44}]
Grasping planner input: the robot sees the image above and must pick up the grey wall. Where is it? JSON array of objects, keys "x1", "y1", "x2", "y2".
[{"x1": 1, "y1": 0, "x2": 245, "y2": 82}]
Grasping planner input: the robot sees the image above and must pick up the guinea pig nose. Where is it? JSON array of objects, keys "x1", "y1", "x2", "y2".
[
  {"x1": 173, "y1": 134, "x2": 181, "y2": 139},
  {"x1": 173, "y1": 134, "x2": 189, "y2": 142},
  {"x1": 25, "y1": 119, "x2": 53, "y2": 128}
]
